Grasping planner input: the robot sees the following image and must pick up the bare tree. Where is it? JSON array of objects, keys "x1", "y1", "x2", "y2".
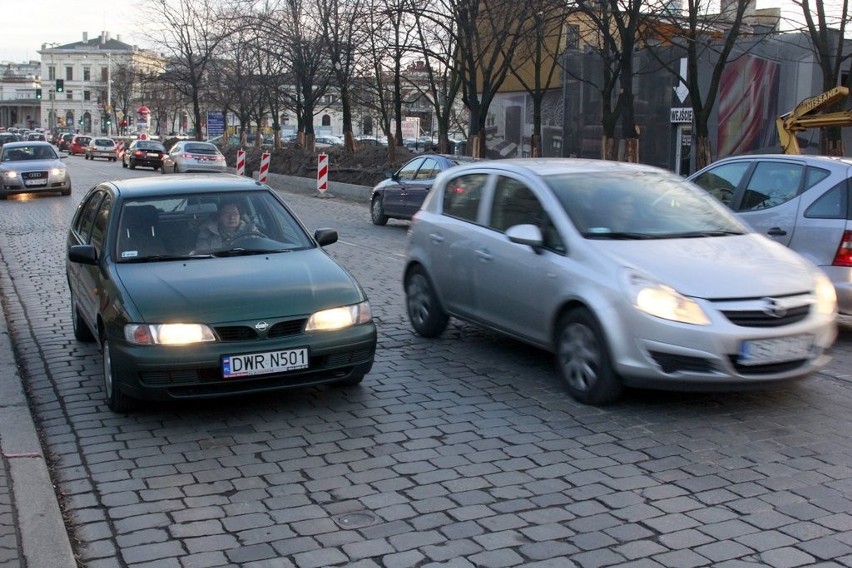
[
  {"x1": 504, "y1": 0, "x2": 567, "y2": 157},
  {"x1": 150, "y1": 0, "x2": 236, "y2": 140},
  {"x1": 790, "y1": 0, "x2": 850, "y2": 155},
  {"x1": 317, "y1": 0, "x2": 369, "y2": 153},
  {"x1": 454, "y1": 0, "x2": 527, "y2": 158},
  {"x1": 409, "y1": 0, "x2": 465, "y2": 154}
]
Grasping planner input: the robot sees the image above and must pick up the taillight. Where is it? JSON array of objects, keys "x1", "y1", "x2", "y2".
[
  {"x1": 832, "y1": 230, "x2": 852, "y2": 266},
  {"x1": 134, "y1": 150, "x2": 144, "y2": 157}
]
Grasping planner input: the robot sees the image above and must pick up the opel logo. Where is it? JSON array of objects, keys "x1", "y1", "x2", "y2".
[
  {"x1": 255, "y1": 321, "x2": 269, "y2": 332},
  {"x1": 761, "y1": 298, "x2": 787, "y2": 318}
]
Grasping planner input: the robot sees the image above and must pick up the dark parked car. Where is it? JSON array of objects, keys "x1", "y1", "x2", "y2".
[
  {"x1": 122, "y1": 139, "x2": 167, "y2": 170},
  {"x1": 370, "y1": 154, "x2": 477, "y2": 225},
  {"x1": 689, "y1": 154, "x2": 852, "y2": 315},
  {"x1": 0, "y1": 141, "x2": 72, "y2": 199},
  {"x1": 66, "y1": 174, "x2": 377, "y2": 411},
  {"x1": 57, "y1": 133, "x2": 75, "y2": 152}
]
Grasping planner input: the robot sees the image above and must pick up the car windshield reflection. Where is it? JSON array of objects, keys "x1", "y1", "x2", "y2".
[{"x1": 116, "y1": 191, "x2": 314, "y2": 262}]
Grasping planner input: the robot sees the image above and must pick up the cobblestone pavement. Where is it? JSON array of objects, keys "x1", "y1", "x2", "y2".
[
  {"x1": 2, "y1": 159, "x2": 852, "y2": 568},
  {"x1": 0, "y1": 454, "x2": 21, "y2": 567}
]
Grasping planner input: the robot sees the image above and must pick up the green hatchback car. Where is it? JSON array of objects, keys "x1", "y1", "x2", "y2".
[{"x1": 66, "y1": 174, "x2": 377, "y2": 412}]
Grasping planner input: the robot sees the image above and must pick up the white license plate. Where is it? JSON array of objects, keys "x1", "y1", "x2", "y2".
[
  {"x1": 739, "y1": 335, "x2": 813, "y2": 366},
  {"x1": 25, "y1": 179, "x2": 47, "y2": 186},
  {"x1": 223, "y1": 347, "x2": 309, "y2": 378}
]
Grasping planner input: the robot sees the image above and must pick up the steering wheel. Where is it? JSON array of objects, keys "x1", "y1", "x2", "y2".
[{"x1": 225, "y1": 231, "x2": 267, "y2": 246}]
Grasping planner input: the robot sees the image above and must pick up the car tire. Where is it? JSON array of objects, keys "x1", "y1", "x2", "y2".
[
  {"x1": 129, "y1": 162, "x2": 136, "y2": 170},
  {"x1": 405, "y1": 267, "x2": 449, "y2": 337},
  {"x1": 161, "y1": 164, "x2": 167, "y2": 174},
  {"x1": 102, "y1": 338, "x2": 135, "y2": 413},
  {"x1": 122, "y1": 160, "x2": 127, "y2": 168},
  {"x1": 70, "y1": 293, "x2": 95, "y2": 342},
  {"x1": 61, "y1": 187, "x2": 71, "y2": 196},
  {"x1": 370, "y1": 195, "x2": 389, "y2": 226},
  {"x1": 555, "y1": 308, "x2": 622, "y2": 405}
]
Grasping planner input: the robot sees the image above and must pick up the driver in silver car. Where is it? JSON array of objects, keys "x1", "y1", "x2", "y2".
[{"x1": 195, "y1": 201, "x2": 261, "y2": 251}]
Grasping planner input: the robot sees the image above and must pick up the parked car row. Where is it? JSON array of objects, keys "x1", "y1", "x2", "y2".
[{"x1": 57, "y1": 136, "x2": 227, "y2": 174}]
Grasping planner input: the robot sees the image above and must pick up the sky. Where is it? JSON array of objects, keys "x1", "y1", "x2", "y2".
[{"x1": 0, "y1": 1, "x2": 150, "y2": 63}]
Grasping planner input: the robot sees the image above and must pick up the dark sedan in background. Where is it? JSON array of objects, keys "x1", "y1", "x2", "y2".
[
  {"x1": 122, "y1": 139, "x2": 167, "y2": 170},
  {"x1": 66, "y1": 174, "x2": 377, "y2": 412},
  {"x1": 370, "y1": 154, "x2": 477, "y2": 225}
]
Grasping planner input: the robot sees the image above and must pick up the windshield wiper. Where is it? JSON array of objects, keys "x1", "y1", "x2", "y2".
[
  {"x1": 668, "y1": 230, "x2": 745, "y2": 238},
  {"x1": 120, "y1": 253, "x2": 214, "y2": 263},
  {"x1": 211, "y1": 248, "x2": 291, "y2": 257},
  {"x1": 584, "y1": 231, "x2": 660, "y2": 240}
]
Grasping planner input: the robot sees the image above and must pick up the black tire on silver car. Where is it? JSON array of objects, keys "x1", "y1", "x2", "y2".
[
  {"x1": 405, "y1": 267, "x2": 449, "y2": 337},
  {"x1": 70, "y1": 293, "x2": 95, "y2": 342},
  {"x1": 371, "y1": 195, "x2": 389, "y2": 226},
  {"x1": 102, "y1": 338, "x2": 135, "y2": 412},
  {"x1": 122, "y1": 159, "x2": 127, "y2": 168},
  {"x1": 556, "y1": 308, "x2": 622, "y2": 405}
]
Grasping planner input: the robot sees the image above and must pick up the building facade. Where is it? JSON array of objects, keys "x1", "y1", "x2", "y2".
[{"x1": 0, "y1": 61, "x2": 41, "y2": 130}]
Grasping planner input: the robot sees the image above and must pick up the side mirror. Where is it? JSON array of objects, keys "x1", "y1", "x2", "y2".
[
  {"x1": 68, "y1": 244, "x2": 98, "y2": 265},
  {"x1": 314, "y1": 228, "x2": 338, "y2": 246},
  {"x1": 505, "y1": 224, "x2": 544, "y2": 253}
]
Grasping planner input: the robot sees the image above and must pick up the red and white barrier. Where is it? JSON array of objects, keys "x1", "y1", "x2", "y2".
[
  {"x1": 258, "y1": 152, "x2": 270, "y2": 183},
  {"x1": 236, "y1": 150, "x2": 246, "y2": 176},
  {"x1": 317, "y1": 153, "x2": 328, "y2": 194}
]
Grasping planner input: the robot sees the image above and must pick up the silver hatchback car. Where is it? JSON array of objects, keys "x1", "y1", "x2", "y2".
[
  {"x1": 162, "y1": 141, "x2": 227, "y2": 173},
  {"x1": 404, "y1": 159, "x2": 837, "y2": 405},
  {"x1": 689, "y1": 154, "x2": 852, "y2": 315}
]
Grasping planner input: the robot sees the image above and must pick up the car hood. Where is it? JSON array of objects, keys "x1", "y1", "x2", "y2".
[
  {"x1": 0, "y1": 159, "x2": 63, "y2": 170},
  {"x1": 115, "y1": 250, "x2": 365, "y2": 323},
  {"x1": 594, "y1": 233, "x2": 818, "y2": 298}
]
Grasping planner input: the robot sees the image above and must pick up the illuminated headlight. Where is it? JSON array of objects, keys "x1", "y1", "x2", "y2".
[
  {"x1": 50, "y1": 167, "x2": 66, "y2": 177},
  {"x1": 813, "y1": 272, "x2": 837, "y2": 316},
  {"x1": 124, "y1": 323, "x2": 216, "y2": 345},
  {"x1": 624, "y1": 270, "x2": 710, "y2": 325},
  {"x1": 306, "y1": 301, "x2": 372, "y2": 331},
  {"x1": 3, "y1": 171, "x2": 17, "y2": 179}
]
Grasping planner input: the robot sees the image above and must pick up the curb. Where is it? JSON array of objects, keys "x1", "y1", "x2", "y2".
[{"x1": 0, "y1": 311, "x2": 76, "y2": 567}]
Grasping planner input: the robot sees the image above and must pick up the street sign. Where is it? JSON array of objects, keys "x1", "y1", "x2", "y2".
[
  {"x1": 207, "y1": 111, "x2": 225, "y2": 138},
  {"x1": 670, "y1": 108, "x2": 694, "y2": 123}
]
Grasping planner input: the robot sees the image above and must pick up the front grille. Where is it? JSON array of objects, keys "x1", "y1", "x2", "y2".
[
  {"x1": 721, "y1": 304, "x2": 810, "y2": 327},
  {"x1": 728, "y1": 356, "x2": 809, "y2": 375},
  {"x1": 215, "y1": 326, "x2": 258, "y2": 341},
  {"x1": 215, "y1": 318, "x2": 307, "y2": 342},
  {"x1": 23, "y1": 171, "x2": 47, "y2": 179},
  {"x1": 268, "y1": 319, "x2": 306, "y2": 338}
]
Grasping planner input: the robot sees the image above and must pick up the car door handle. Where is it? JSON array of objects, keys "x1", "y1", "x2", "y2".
[
  {"x1": 475, "y1": 249, "x2": 493, "y2": 262},
  {"x1": 429, "y1": 233, "x2": 444, "y2": 244},
  {"x1": 767, "y1": 227, "x2": 787, "y2": 236}
]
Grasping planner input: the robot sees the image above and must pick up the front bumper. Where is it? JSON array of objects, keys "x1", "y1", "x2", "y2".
[{"x1": 108, "y1": 323, "x2": 377, "y2": 401}]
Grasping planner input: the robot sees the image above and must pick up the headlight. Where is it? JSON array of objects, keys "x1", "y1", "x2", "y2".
[
  {"x1": 624, "y1": 270, "x2": 710, "y2": 325},
  {"x1": 124, "y1": 323, "x2": 216, "y2": 345},
  {"x1": 3, "y1": 171, "x2": 16, "y2": 179},
  {"x1": 814, "y1": 272, "x2": 837, "y2": 316},
  {"x1": 50, "y1": 167, "x2": 65, "y2": 176},
  {"x1": 306, "y1": 301, "x2": 372, "y2": 331}
]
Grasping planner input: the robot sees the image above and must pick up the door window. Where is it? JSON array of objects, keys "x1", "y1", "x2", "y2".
[
  {"x1": 442, "y1": 173, "x2": 488, "y2": 222},
  {"x1": 691, "y1": 162, "x2": 750, "y2": 206},
  {"x1": 74, "y1": 191, "x2": 105, "y2": 243},
  {"x1": 397, "y1": 158, "x2": 424, "y2": 181},
  {"x1": 415, "y1": 158, "x2": 440, "y2": 180},
  {"x1": 489, "y1": 177, "x2": 564, "y2": 253},
  {"x1": 740, "y1": 161, "x2": 804, "y2": 211},
  {"x1": 90, "y1": 195, "x2": 113, "y2": 250},
  {"x1": 804, "y1": 179, "x2": 849, "y2": 220}
]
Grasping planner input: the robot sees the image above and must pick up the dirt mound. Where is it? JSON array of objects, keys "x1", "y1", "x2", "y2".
[{"x1": 219, "y1": 144, "x2": 417, "y2": 187}]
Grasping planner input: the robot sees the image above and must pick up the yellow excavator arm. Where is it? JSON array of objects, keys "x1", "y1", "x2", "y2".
[{"x1": 776, "y1": 86, "x2": 851, "y2": 154}]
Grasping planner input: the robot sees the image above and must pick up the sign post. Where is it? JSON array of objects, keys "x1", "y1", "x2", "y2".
[{"x1": 317, "y1": 153, "x2": 329, "y2": 195}]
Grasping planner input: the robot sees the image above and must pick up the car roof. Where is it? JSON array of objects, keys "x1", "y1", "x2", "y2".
[
  {"x1": 106, "y1": 174, "x2": 264, "y2": 199},
  {"x1": 444, "y1": 157, "x2": 667, "y2": 176},
  {"x1": 707, "y1": 153, "x2": 852, "y2": 166},
  {"x1": 2, "y1": 141, "x2": 53, "y2": 148}
]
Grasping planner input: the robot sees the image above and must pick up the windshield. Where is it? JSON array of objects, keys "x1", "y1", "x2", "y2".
[
  {"x1": 116, "y1": 190, "x2": 315, "y2": 262},
  {"x1": 545, "y1": 171, "x2": 747, "y2": 239},
  {"x1": 1, "y1": 145, "x2": 57, "y2": 161}
]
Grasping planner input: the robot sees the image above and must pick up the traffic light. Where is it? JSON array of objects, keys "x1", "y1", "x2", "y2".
[
  {"x1": 56, "y1": 79, "x2": 64, "y2": 93},
  {"x1": 106, "y1": 118, "x2": 112, "y2": 125},
  {"x1": 35, "y1": 88, "x2": 42, "y2": 99}
]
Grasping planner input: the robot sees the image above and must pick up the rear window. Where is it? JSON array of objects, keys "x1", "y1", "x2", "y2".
[
  {"x1": 94, "y1": 139, "x2": 114, "y2": 146},
  {"x1": 185, "y1": 144, "x2": 217, "y2": 154}
]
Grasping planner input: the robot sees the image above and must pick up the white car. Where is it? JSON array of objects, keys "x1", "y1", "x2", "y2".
[
  {"x1": 404, "y1": 158, "x2": 838, "y2": 405},
  {"x1": 162, "y1": 141, "x2": 227, "y2": 173}
]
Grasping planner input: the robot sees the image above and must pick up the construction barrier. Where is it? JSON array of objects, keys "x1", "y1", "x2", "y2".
[
  {"x1": 258, "y1": 152, "x2": 270, "y2": 183},
  {"x1": 236, "y1": 150, "x2": 246, "y2": 176},
  {"x1": 317, "y1": 153, "x2": 328, "y2": 194}
]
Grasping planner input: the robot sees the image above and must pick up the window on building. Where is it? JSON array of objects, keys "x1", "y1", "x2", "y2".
[
  {"x1": 65, "y1": 66, "x2": 73, "y2": 80},
  {"x1": 48, "y1": 66, "x2": 55, "y2": 81},
  {"x1": 101, "y1": 67, "x2": 108, "y2": 81},
  {"x1": 83, "y1": 67, "x2": 91, "y2": 81},
  {"x1": 84, "y1": 91, "x2": 91, "y2": 102},
  {"x1": 322, "y1": 115, "x2": 331, "y2": 126},
  {"x1": 66, "y1": 91, "x2": 73, "y2": 100},
  {"x1": 565, "y1": 24, "x2": 580, "y2": 50}
]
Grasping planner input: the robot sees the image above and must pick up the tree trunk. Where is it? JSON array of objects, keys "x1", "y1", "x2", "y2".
[
  {"x1": 624, "y1": 137, "x2": 639, "y2": 163},
  {"x1": 531, "y1": 134, "x2": 541, "y2": 157},
  {"x1": 601, "y1": 135, "x2": 617, "y2": 161},
  {"x1": 695, "y1": 135, "x2": 713, "y2": 170}
]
